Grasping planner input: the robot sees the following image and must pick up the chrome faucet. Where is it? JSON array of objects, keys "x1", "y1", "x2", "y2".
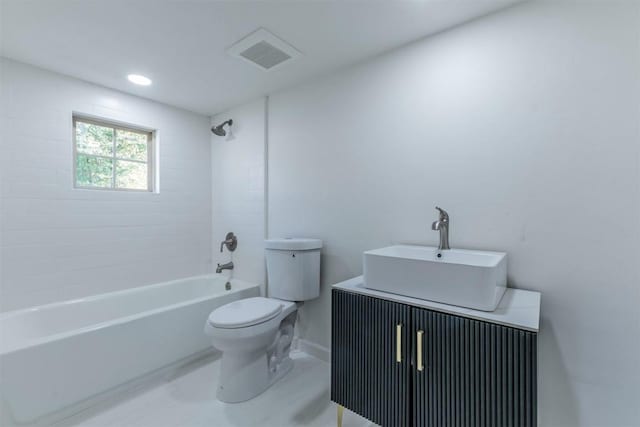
[
  {"x1": 431, "y1": 206, "x2": 450, "y2": 250},
  {"x1": 216, "y1": 261, "x2": 234, "y2": 274}
]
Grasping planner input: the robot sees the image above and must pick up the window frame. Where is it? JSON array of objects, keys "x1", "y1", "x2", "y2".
[{"x1": 72, "y1": 115, "x2": 155, "y2": 192}]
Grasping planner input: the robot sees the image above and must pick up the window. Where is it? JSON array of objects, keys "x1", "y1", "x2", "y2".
[{"x1": 73, "y1": 116, "x2": 154, "y2": 191}]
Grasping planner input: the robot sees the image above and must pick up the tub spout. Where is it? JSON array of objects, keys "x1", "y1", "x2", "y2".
[{"x1": 216, "y1": 261, "x2": 234, "y2": 274}]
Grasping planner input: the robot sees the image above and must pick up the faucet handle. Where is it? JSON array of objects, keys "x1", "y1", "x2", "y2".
[
  {"x1": 435, "y1": 206, "x2": 449, "y2": 221},
  {"x1": 220, "y1": 232, "x2": 238, "y2": 253}
]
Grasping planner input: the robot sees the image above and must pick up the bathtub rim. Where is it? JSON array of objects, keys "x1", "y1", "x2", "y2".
[{"x1": 0, "y1": 274, "x2": 259, "y2": 356}]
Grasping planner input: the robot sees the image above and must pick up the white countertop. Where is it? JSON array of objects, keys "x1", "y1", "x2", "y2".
[{"x1": 333, "y1": 276, "x2": 541, "y2": 332}]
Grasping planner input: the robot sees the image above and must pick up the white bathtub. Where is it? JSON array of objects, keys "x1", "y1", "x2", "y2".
[{"x1": 0, "y1": 274, "x2": 260, "y2": 425}]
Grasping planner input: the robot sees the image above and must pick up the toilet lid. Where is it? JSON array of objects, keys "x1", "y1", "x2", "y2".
[{"x1": 208, "y1": 297, "x2": 283, "y2": 329}]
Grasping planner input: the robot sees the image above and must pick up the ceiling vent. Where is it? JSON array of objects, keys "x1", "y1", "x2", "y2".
[{"x1": 227, "y1": 28, "x2": 302, "y2": 71}]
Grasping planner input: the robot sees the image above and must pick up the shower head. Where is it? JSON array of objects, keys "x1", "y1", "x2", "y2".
[{"x1": 211, "y1": 119, "x2": 233, "y2": 137}]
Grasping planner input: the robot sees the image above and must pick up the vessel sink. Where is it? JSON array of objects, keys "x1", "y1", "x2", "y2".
[{"x1": 363, "y1": 245, "x2": 507, "y2": 311}]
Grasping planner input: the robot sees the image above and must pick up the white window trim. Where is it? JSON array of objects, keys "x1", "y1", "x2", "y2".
[{"x1": 72, "y1": 115, "x2": 156, "y2": 192}]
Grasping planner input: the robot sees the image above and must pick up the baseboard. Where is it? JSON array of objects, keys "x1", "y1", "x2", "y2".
[{"x1": 297, "y1": 338, "x2": 331, "y2": 363}]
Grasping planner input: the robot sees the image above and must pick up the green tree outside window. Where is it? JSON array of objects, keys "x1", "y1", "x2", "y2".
[{"x1": 74, "y1": 118, "x2": 153, "y2": 191}]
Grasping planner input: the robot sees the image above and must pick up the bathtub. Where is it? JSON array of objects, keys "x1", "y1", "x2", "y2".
[{"x1": 0, "y1": 274, "x2": 260, "y2": 425}]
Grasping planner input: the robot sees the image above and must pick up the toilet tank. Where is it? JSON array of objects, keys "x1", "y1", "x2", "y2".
[{"x1": 265, "y1": 238, "x2": 322, "y2": 301}]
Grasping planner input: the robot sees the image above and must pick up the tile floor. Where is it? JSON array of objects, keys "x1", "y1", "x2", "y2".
[{"x1": 55, "y1": 352, "x2": 374, "y2": 427}]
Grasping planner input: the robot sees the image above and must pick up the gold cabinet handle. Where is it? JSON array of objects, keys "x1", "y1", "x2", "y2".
[
  {"x1": 417, "y1": 330, "x2": 424, "y2": 371},
  {"x1": 396, "y1": 324, "x2": 402, "y2": 363}
]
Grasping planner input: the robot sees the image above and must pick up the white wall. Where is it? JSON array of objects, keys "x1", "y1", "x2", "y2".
[
  {"x1": 0, "y1": 59, "x2": 213, "y2": 311},
  {"x1": 265, "y1": 1, "x2": 640, "y2": 426},
  {"x1": 211, "y1": 99, "x2": 266, "y2": 290}
]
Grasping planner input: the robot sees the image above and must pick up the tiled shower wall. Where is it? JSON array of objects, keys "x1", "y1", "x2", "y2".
[
  {"x1": 0, "y1": 58, "x2": 213, "y2": 311},
  {"x1": 210, "y1": 99, "x2": 266, "y2": 292}
]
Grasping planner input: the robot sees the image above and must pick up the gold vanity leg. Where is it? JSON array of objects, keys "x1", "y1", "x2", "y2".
[{"x1": 337, "y1": 404, "x2": 344, "y2": 427}]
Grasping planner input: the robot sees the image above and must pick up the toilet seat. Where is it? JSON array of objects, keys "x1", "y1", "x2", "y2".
[{"x1": 208, "y1": 297, "x2": 283, "y2": 329}]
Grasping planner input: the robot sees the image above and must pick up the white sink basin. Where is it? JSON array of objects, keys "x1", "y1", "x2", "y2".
[{"x1": 363, "y1": 245, "x2": 507, "y2": 311}]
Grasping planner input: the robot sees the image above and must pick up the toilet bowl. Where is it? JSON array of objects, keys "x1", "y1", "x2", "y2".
[
  {"x1": 205, "y1": 237, "x2": 322, "y2": 403},
  {"x1": 204, "y1": 297, "x2": 298, "y2": 403}
]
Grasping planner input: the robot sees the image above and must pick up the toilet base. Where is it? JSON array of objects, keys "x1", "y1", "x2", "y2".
[
  {"x1": 211, "y1": 308, "x2": 297, "y2": 403},
  {"x1": 216, "y1": 352, "x2": 294, "y2": 403}
]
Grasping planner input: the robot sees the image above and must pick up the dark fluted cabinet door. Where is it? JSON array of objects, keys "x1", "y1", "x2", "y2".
[
  {"x1": 412, "y1": 308, "x2": 538, "y2": 427},
  {"x1": 331, "y1": 290, "x2": 411, "y2": 427}
]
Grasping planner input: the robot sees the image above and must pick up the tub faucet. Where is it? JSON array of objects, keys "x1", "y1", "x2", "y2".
[
  {"x1": 431, "y1": 206, "x2": 450, "y2": 250},
  {"x1": 216, "y1": 261, "x2": 234, "y2": 274}
]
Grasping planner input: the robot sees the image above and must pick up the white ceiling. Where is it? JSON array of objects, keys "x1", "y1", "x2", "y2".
[{"x1": 0, "y1": 0, "x2": 521, "y2": 115}]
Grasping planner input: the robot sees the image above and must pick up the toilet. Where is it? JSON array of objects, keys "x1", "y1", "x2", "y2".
[{"x1": 204, "y1": 238, "x2": 322, "y2": 403}]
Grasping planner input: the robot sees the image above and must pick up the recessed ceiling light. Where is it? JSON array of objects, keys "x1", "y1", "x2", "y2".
[{"x1": 127, "y1": 74, "x2": 152, "y2": 86}]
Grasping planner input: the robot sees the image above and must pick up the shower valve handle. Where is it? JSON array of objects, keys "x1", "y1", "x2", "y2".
[{"x1": 220, "y1": 232, "x2": 237, "y2": 253}]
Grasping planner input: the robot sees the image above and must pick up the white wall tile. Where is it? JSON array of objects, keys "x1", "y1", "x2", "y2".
[
  {"x1": 0, "y1": 59, "x2": 213, "y2": 311},
  {"x1": 211, "y1": 99, "x2": 266, "y2": 291}
]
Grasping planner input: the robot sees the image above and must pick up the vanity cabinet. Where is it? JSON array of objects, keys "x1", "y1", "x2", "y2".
[
  {"x1": 331, "y1": 288, "x2": 538, "y2": 427},
  {"x1": 331, "y1": 289, "x2": 412, "y2": 426}
]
